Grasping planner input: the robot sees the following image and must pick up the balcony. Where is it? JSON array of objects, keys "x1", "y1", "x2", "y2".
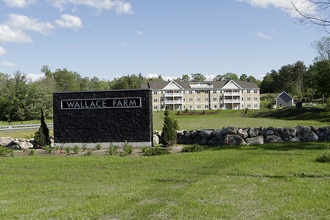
[
  {"x1": 164, "y1": 93, "x2": 183, "y2": 97},
  {"x1": 165, "y1": 99, "x2": 183, "y2": 104},
  {"x1": 224, "y1": 99, "x2": 241, "y2": 103},
  {"x1": 223, "y1": 92, "x2": 240, "y2": 96}
]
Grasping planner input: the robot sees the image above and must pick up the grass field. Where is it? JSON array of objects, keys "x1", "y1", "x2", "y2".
[{"x1": 0, "y1": 142, "x2": 329, "y2": 219}]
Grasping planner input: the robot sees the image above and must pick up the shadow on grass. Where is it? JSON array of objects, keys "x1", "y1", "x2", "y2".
[
  {"x1": 207, "y1": 141, "x2": 330, "y2": 151},
  {"x1": 228, "y1": 173, "x2": 330, "y2": 179}
]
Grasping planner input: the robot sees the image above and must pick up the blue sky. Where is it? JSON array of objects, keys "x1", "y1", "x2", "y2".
[{"x1": 0, "y1": 0, "x2": 327, "y2": 81}]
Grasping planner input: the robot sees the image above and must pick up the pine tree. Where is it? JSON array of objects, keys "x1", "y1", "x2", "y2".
[
  {"x1": 34, "y1": 109, "x2": 51, "y2": 147},
  {"x1": 161, "y1": 110, "x2": 177, "y2": 147}
]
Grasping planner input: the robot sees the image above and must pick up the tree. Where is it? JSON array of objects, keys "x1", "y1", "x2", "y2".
[
  {"x1": 213, "y1": 74, "x2": 223, "y2": 81},
  {"x1": 240, "y1": 74, "x2": 248, "y2": 81},
  {"x1": 292, "y1": 0, "x2": 330, "y2": 32},
  {"x1": 191, "y1": 73, "x2": 206, "y2": 82},
  {"x1": 181, "y1": 74, "x2": 190, "y2": 82},
  {"x1": 160, "y1": 110, "x2": 177, "y2": 147},
  {"x1": 223, "y1": 72, "x2": 239, "y2": 81},
  {"x1": 33, "y1": 109, "x2": 51, "y2": 148},
  {"x1": 312, "y1": 36, "x2": 330, "y2": 61},
  {"x1": 310, "y1": 60, "x2": 330, "y2": 105}
]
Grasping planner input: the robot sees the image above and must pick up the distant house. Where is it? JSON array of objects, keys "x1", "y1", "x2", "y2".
[{"x1": 276, "y1": 91, "x2": 294, "y2": 108}]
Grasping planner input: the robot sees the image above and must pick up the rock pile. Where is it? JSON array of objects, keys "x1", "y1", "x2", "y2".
[
  {"x1": 154, "y1": 126, "x2": 330, "y2": 146},
  {"x1": 0, "y1": 137, "x2": 54, "y2": 149}
]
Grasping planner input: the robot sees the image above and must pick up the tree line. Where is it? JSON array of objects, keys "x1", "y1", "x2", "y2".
[{"x1": 0, "y1": 37, "x2": 329, "y2": 122}]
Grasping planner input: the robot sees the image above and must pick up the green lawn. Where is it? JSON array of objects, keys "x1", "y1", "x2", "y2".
[
  {"x1": 0, "y1": 142, "x2": 329, "y2": 219},
  {"x1": 153, "y1": 110, "x2": 330, "y2": 131}
]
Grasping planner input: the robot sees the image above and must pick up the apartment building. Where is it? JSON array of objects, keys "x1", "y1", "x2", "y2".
[{"x1": 141, "y1": 80, "x2": 260, "y2": 111}]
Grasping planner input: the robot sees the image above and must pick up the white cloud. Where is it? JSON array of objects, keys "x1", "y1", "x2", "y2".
[
  {"x1": 48, "y1": 0, "x2": 133, "y2": 14},
  {"x1": 55, "y1": 14, "x2": 83, "y2": 29},
  {"x1": 0, "y1": 47, "x2": 7, "y2": 55},
  {"x1": 0, "y1": 60, "x2": 15, "y2": 67},
  {"x1": 137, "y1": 30, "x2": 143, "y2": 35},
  {"x1": 0, "y1": 25, "x2": 33, "y2": 43},
  {"x1": 27, "y1": 73, "x2": 44, "y2": 81},
  {"x1": 237, "y1": 0, "x2": 316, "y2": 17},
  {"x1": 4, "y1": 0, "x2": 36, "y2": 8},
  {"x1": 147, "y1": 73, "x2": 158, "y2": 78},
  {"x1": 205, "y1": 74, "x2": 216, "y2": 81},
  {"x1": 256, "y1": 32, "x2": 272, "y2": 39},
  {"x1": 6, "y1": 14, "x2": 55, "y2": 35}
]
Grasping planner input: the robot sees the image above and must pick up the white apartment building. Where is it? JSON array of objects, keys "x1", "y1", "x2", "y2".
[{"x1": 141, "y1": 80, "x2": 260, "y2": 111}]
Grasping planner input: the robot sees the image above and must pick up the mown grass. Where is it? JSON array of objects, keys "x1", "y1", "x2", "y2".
[
  {"x1": 0, "y1": 142, "x2": 329, "y2": 219},
  {"x1": 153, "y1": 110, "x2": 330, "y2": 131}
]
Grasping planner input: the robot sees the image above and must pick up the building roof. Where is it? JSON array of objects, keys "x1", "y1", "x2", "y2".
[
  {"x1": 276, "y1": 91, "x2": 293, "y2": 103},
  {"x1": 141, "y1": 80, "x2": 259, "y2": 90}
]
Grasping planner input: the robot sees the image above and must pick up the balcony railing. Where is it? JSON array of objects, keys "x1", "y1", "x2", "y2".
[
  {"x1": 165, "y1": 99, "x2": 183, "y2": 104},
  {"x1": 223, "y1": 92, "x2": 240, "y2": 96},
  {"x1": 164, "y1": 93, "x2": 183, "y2": 97},
  {"x1": 224, "y1": 99, "x2": 241, "y2": 103}
]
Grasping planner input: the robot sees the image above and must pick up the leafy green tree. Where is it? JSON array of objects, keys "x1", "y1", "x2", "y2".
[
  {"x1": 312, "y1": 36, "x2": 330, "y2": 61},
  {"x1": 213, "y1": 74, "x2": 223, "y2": 81},
  {"x1": 160, "y1": 110, "x2": 177, "y2": 147},
  {"x1": 223, "y1": 72, "x2": 239, "y2": 81},
  {"x1": 191, "y1": 73, "x2": 206, "y2": 82},
  {"x1": 310, "y1": 60, "x2": 330, "y2": 105},
  {"x1": 181, "y1": 74, "x2": 190, "y2": 82},
  {"x1": 239, "y1": 74, "x2": 248, "y2": 81}
]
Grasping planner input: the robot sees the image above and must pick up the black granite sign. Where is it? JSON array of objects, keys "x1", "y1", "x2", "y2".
[{"x1": 53, "y1": 89, "x2": 152, "y2": 147}]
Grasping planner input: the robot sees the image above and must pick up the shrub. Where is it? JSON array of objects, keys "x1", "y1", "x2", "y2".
[
  {"x1": 144, "y1": 147, "x2": 170, "y2": 156},
  {"x1": 86, "y1": 150, "x2": 93, "y2": 156},
  {"x1": 82, "y1": 143, "x2": 87, "y2": 152},
  {"x1": 326, "y1": 97, "x2": 330, "y2": 110},
  {"x1": 65, "y1": 147, "x2": 71, "y2": 155},
  {"x1": 96, "y1": 144, "x2": 102, "y2": 150},
  {"x1": 202, "y1": 110, "x2": 206, "y2": 114},
  {"x1": 108, "y1": 144, "x2": 119, "y2": 156},
  {"x1": 73, "y1": 146, "x2": 79, "y2": 154},
  {"x1": 29, "y1": 150, "x2": 36, "y2": 156},
  {"x1": 44, "y1": 146, "x2": 53, "y2": 154},
  {"x1": 184, "y1": 108, "x2": 189, "y2": 113},
  {"x1": 177, "y1": 111, "x2": 180, "y2": 115},
  {"x1": 9, "y1": 149, "x2": 14, "y2": 157},
  {"x1": 182, "y1": 144, "x2": 204, "y2": 152},
  {"x1": 161, "y1": 110, "x2": 177, "y2": 147},
  {"x1": 316, "y1": 151, "x2": 330, "y2": 163},
  {"x1": 33, "y1": 109, "x2": 51, "y2": 148},
  {"x1": 0, "y1": 146, "x2": 9, "y2": 156},
  {"x1": 123, "y1": 141, "x2": 133, "y2": 155},
  {"x1": 141, "y1": 146, "x2": 149, "y2": 153},
  {"x1": 54, "y1": 145, "x2": 59, "y2": 151}
]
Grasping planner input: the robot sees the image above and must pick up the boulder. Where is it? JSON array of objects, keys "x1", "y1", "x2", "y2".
[
  {"x1": 289, "y1": 137, "x2": 300, "y2": 142},
  {"x1": 194, "y1": 136, "x2": 209, "y2": 145},
  {"x1": 305, "y1": 133, "x2": 319, "y2": 142},
  {"x1": 223, "y1": 135, "x2": 246, "y2": 146},
  {"x1": 246, "y1": 135, "x2": 264, "y2": 145},
  {"x1": 278, "y1": 128, "x2": 291, "y2": 141},
  {"x1": 222, "y1": 127, "x2": 237, "y2": 135},
  {"x1": 237, "y1": 128, "x2": 248, "y2": 139},
  {"x1": 153, "y1": 134, "x2": 159, "y2": 145},
  {"x1": 18, "y1": 140, "x2": 33, "y2": 150},
  {"x1": 248, "y1": 128, "x2": 259, "y2": 137},
  {"x1": 265, "y1": 135, "x2": 283, "y2": 143},
  {"x1": 316, "y1": 131, "x2": 327, "y2": 141},
  {"x1": 207, "y1": 137, "x2": 222, "y2": 146},
  {"x1": 176, "y1": 130, "x2": 184, "y2": 138},
  {"x1": 266, "y1": 129, "x2": 275, "y2": 136},
  {"x1": 214, "y1": 129, "x2": 224, "y2": 139},
  {"x1": 200, "y1": 130, "x2": 214, "y2": 139},
  {"x1": 177, "y1": 136, "x2": 194, "y2": 145},
  {"x1": 0, "y1": 137, "x2": 13, "y2": 146}
]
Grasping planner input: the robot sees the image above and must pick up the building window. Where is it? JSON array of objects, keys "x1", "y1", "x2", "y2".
[
  {"x1": 154, "y1": 98, "x2": 158, "y2": 102},
  {"x1": 247, "y1": 97, "x2": 251, "y2": 100},
  {"x1": 242, "y1": 104, "x2": 244, "y2": 108},
  {"x1": 189, "y1": 98, "x2": 193, "y2": 101},
  {"x1": 254, "y1": 97, "x2": 258, "y2": 100},
  {"x1": 154, "y1": 106, "x2": 158, "y2": 110},
  {"x1": 254, "y1": 104, "x2": 258, "y2": 108},
  {"x1": 247, "y1": 90, "x2": 251, "y2": 93},
  {"x1": 242, "y1": 97, "x2": 244, "y2": 100},
  {"x1": 220, "y1": 97, "x2": 223, "y2": 100},
  {"x1": 189, "y1": 105, "x2": 192, "y2": 109},
  {"x1": 153, "y1": 91, "x2": 158, "y2": 94},
  {"x1": 197, "y1": 90, "x2": 201, "y2": 94},
  {"x1": 205, "y1": 105, "x2": 209, "y2": 109},
  {"x1": 183, "y1": 105, "x2": 186, "y2": 109},
  {"x1": 197, "y1": 105, "x2": 201, "y2": 109},
  {"x1": 197, "y1": 98, "x2": 201, "y2": 102},
  {"x1": 189, "y1": 91, "x2": 193, "y2": 94},
  {"x1": 254, "y1": 90, "x2": 258, "y2": 93},
  {"x1": 205, "y1": 98, "x2": 209, "y2": 101},
  {"x1": 214, "y1": 105, "x2": 217, "y2": 109},
  {"x1": 183, "y1": 91, "x2": 185, "y2": 94},
  {"x1": 247, "y1": 104, "x2": 251, "y2": 108},
  {"x1": 213, "y1": 97, "x2": 217, "y2": 101},
  {"x1": 204, "y1": 90, "x2": 209, "y2": 94},
  {"x1": 161, "y1": 97, "x2": 164, "y2": 102}
]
